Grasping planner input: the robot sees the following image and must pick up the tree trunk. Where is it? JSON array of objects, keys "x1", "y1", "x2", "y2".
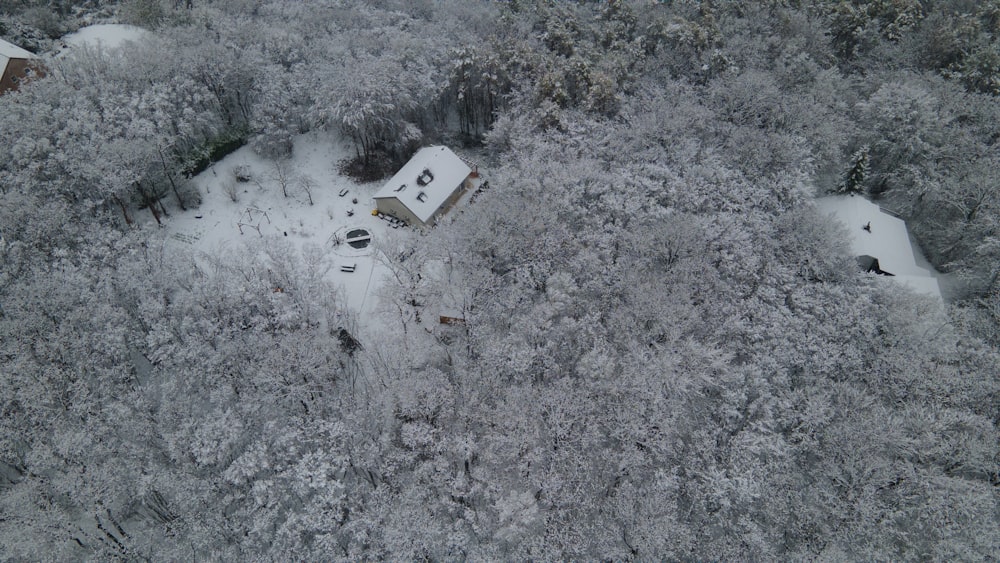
[
  {"x1": 147, "y1": 195, "x2": 161, "y2": 225},
  {"x1": 138, "y1": 183, "x2": 161, "y2": 226},
  {"x1": 158, "y1": 146, "x2": 187, "y2": 211},
  {"x1": 114, "y1": 195, "x2": 134, "y2": 226}
]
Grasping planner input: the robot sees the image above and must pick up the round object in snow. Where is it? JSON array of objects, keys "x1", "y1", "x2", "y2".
[{"x1": 346, "y1": 228, "x2": 372, "y2": 249}]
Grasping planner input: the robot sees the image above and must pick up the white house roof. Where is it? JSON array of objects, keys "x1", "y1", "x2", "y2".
[
  {"x1": 0, "y1": 38, "x2": 37, "y2": 76},
  {"x1": 374, "y1": 146, "x2": 471, "y2": 224},
  {"x1": 816, "y1": 194, "x2": 942, "y2": 300}
]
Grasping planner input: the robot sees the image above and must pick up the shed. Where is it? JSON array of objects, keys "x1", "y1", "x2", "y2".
[{"x1": 373, "y1": 146, "x2": 472, "y2": 227}]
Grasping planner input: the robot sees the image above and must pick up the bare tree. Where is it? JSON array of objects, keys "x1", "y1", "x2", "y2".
[
  {"x1": 298, "y1": 175, "x2": 318, "y2": 206},
  {"x1": 222, "y1": 178, "x2": 240, "y2": 203},
  {"x1": 270, "y1": 158, "x2": 296, "y2": 198}
]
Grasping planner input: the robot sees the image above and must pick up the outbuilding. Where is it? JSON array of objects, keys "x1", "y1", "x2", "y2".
[
  {"x1": 0, "y1": 38, "x2": 43, "y2": 94},
  {"x1": 373, "y1": 146, "x2": 473, "y2": 227}
]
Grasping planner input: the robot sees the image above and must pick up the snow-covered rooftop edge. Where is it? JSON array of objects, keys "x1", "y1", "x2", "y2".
[{"x1": 0, "y1": 38, "x2": 36, "y2": 60}]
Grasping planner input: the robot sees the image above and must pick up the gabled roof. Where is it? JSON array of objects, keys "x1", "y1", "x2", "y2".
[
  {"x1": 0, "y1": 38, "x2": 36, "y2": 76},
  {"x1": 1, "y1": 39, "x2": 37, "y2": 82},
  {"x1": 374, "y1": 146, "x2": 471, "y2": 224},
  {"x1": 816, "y1": 195, "x2": 941, "y2": 300}
]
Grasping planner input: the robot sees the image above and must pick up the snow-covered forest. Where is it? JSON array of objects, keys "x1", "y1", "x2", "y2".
[{"x1": 1, "y1": 0, "x2": 999, "y2": 559}]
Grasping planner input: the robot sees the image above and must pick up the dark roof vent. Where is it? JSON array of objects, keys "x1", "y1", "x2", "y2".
[
  {"x1": 416, "y1": 191, "x2": 428, "y2": 202},
  {"x1": 416, "y1": 168, "x2": 434, "y2": 186},
  {"x1": 394, "y1": 184, "x2": 407, "y2": 192}
]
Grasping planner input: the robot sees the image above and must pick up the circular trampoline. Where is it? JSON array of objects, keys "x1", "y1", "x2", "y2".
[{"x1": 346, "y1": 228, "x2": 372, "y2": 249}]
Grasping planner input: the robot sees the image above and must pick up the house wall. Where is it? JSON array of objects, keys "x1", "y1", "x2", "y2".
[
  {"x1": 432, "y1": 178, "x2": 472, "y2": 226},
  {"x1": 0, "y1": 58, "x2": 44, "y2": 94},
  {"x1": 374, "y1": 197, "x2": 422, "y2": 226},
  {"x1": 425, "y1": 178, "x2": 472, "y2": 227}
]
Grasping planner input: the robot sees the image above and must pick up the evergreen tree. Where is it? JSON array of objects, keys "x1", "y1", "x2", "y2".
[{"x1": 839, "y1": 145, "x2": 869, "y2": 194}]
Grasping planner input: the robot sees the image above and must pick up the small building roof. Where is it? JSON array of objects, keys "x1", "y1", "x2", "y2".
[
  {"x1": 816, "y1": 194, "x2": 942, "y2": 300},
  {"x1": 0, "y1": 38, "x2": 37, "y2": 77},
  {"x1": 374, "y1": 146, "x2": 471, "y2": 224},
  {"x1": 816, "y1": 195, "x2": 919, "y2": 276}
]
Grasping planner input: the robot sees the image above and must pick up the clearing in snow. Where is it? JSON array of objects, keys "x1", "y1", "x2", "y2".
[
  {"x1": 61, "y1": 24, "x2": 150, "y2": 50},
  {"x1": 158, "y1": 132, "x2": 402, "y2": 319}
]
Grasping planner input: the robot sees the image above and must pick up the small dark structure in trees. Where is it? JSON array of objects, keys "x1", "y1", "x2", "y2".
[{"x1": 337, "y1": 327, "x2": 363, "y2": 355}]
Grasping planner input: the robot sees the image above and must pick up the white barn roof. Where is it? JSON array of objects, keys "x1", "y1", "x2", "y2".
[
  {"x1": 816, "y1": 195, "x2": 941, "y2": 300},
  {"x1": 374, "y1": 146, "x2": 471, "y2": 224}
]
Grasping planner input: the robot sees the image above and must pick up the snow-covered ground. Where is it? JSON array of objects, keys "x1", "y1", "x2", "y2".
[
  {"x1": 158, "y1": 132, "x2": 402, "y2": 318},
  {"x1": 61, "y1": 24, "x2": 150, "y2": 49}
]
